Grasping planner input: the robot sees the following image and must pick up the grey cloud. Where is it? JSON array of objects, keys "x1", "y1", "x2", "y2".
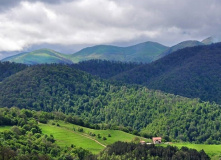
[
  {"x1": 0, "y1": 0, "x2": 221, "y2": 54},
  {"x1": 0, "y1": 0, "x2": 72, "y2": 11}
]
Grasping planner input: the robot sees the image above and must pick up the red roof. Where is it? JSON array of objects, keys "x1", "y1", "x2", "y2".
[{"x1": 152, "y1": 137, "x2": 162, "y2": 141}]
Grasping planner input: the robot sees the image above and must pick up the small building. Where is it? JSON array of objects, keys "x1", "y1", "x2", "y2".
[
  {"x1": 152, "y1": 137, "x2": 162, "y2": 144},
  {"x1": 140, "y1": 140, "x2": 146, "y2": 145}
]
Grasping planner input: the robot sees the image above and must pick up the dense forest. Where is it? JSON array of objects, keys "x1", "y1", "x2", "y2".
[
  {"x1": 0, "y1": 64, "x2": 221, "y2": 143},
  {"x1": 113, "y1": 43, "x2": 221, "y2": 104},
  {"x1": 71, "y1": 59, "x2": 140, "y2": 79},
  {"x1": 96, "y1": 141, "x2": 209, "y2": 160},
  {"x1": 0, "y1": 107, "x2": 210, "y2": 159},
  {"x1": 0, "y1": 61, "x2": 27, "y2": 81},
  {"x1": 0, "y1": 107, "x2": 94, "y2": 160}
]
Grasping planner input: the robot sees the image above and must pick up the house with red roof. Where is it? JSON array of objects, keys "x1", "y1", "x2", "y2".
[{"x1": 152, "y1": 137, "x2": 162, "y2": 144}]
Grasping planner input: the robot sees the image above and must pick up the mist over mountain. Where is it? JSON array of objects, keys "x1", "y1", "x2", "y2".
[
  {"x1": 2, "y1": 41, "x2": 169, "y2": 64},
  {"x1": 2, "y1": 36, "x2": 221, "y2": 65},
  {"x1": 70, "y1": 41, "x2": 168, "y2": 63},
  {"x1": 2, "y1": 49, "x2": 72, "y2": 65},
  {"x1": 158, "y1": 40, "x2": 204, "y2": 58}
]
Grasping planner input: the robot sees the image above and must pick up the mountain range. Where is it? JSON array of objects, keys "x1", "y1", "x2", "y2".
[
  {"x1": 2, "y1": 36, "x2": 219, "y2": 64},
  {"x1": 2, "y1": 49, "x2": 72, "y2": 65},
  {"x1": 0, "y1": 62, "x2": 221, "y2": 144},
  {"x1": 112, "y1": 42, "x2": 221, "y2": 104}
]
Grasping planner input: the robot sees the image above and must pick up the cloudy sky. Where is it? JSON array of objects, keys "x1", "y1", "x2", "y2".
[{"x1": 0, "y1": 0, "x2": 221, "y2": 59}]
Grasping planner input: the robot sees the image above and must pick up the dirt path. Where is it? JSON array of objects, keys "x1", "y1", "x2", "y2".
[
  {"x1": 62, "y1": 126, "x2": 106, "y2": 148},
  {"x1": 81, "y1": 133, "x2": 106, "y2": 147}
]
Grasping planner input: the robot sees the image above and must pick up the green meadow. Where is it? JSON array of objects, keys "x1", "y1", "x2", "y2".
[
  {"x1": 54, "y1": 120, "x2": 149, "y2": 145},
  {"x1": 39, "y1": 120, "x2": 148, "y2": 154},
  {"x1": 162, "y1": 143, "x2": 221, "y2": 160},
  {"x1": 39, "y1": 123, "x2": 104, "y2": 154},
  {"x1": 0, "y1": 126, "x2": 12, "y2": 132},
  {"x1": 1, "y1": 123, "x2": 220, "y2": 159}
]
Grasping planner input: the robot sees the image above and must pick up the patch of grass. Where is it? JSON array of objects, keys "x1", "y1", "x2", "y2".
[
  {"x1": 40, "y1": 120, "x2": 150, "y2": 154},
  {"x1": 0, "y1": 126, "x2": 12, "y2": 132},
  {"x1": 39, "y1": 123, "x2": 104, "y2": 154},
  {"x1": 164, "y1": 143, "x2": 221, "y2": 160},
  {"x1": 55, "y1": 120, "x2": 150, "y2": 146}
]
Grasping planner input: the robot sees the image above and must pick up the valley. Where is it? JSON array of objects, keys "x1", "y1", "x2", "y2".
[{"x1": 0, "y1": 42, "x2": 221, "y2": 159}]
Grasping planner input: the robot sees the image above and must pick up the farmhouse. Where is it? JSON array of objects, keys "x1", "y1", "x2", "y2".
[{"x1": 152, "y1": 137, "x2": 162, "y2": 144}]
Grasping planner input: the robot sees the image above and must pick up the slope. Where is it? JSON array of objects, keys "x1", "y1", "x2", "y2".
[
  {"x1": 157, "y1": 40, "x2": 204, "y2": 58},
  {"x1": 39, "y1": 120, "x2": 147, "y2": 154},
  {"x1": 0, "y1": 61, "x2": 27, "y2": 81},
  {"x1": 0, "y1": 64, "x2": 221, "y2": 143},
  {"x1": 72, "y1": 59, "x2": 140, "y2": 79},
  {"x1": 113, "y1": 42, "x2": 221, "y2": 104},
  {"x1": 2, "y1": 49, "x2": 72, "y2": 65},
  {"x1": 201, "y1": 36, "x2": 221, "y2": 45},
  {"x1": 71, "y1": 41, "x2": 168, "y2": 63}
]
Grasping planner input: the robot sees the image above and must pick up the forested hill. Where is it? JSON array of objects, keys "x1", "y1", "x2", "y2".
[
  {"x1": 0, "y1": 61, "x2": 27, "y2": 81},
  {"x1": 157, "y1": 40, "x2": 204, "y2": 58},
  {"x1": 2, "y1": 49, "x2": 73, "y2": 65},
  {"x1": 113, "y1": 42, "x2": 221, "y2": 104},
  {"x1": 70, "y1": 41, "x2": 168, "y2": 63},
  {"x1": 72, "y1": 59, "x2": 141, "y2": 79},
  {"x1": 1, "y1": 64, "x2": 221, "y2": 143}
]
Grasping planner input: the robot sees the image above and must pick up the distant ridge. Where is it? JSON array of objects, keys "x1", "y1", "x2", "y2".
[
  {"x1": 158, "y1": 40, "x2": 204, "y2": 58},
  {"x1": 2, "y1": 48, "x2": 72, "y2": 65},
  {"x1": 1, "y1": 41, "x2": 169, "y2": 64},
  {"x1": 2, "y1": 36, "x2": 221, "y2": 65},
  {"x1": 201, "y1": 35, "x2": 221, "y2": 45},
  {"x1": 113, "y1": 42, "x2": 221, "y2": 104},
  {"x1": 70, "y1": 41, "x2": 169, "y2": 63}
]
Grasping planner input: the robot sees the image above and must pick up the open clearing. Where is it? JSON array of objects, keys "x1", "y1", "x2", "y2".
[
  {"x1": 39, "y1": 120, "x2": 148, "y2": 154},
  {"x1": 3, "y1": 122, "x2": 220, "y2": 159},
  {"x1": 164, "y1": 143, "x2": 221, "y2": 160}
]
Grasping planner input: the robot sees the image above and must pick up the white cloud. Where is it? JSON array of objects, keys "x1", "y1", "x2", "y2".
[{"x1": 0, "y1": 0, "x2": 221, "y2": 53}]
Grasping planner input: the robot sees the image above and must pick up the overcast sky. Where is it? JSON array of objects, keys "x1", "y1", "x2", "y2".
[{"x1": 0, "y1": 0, "x2": 221, "y2": 59}]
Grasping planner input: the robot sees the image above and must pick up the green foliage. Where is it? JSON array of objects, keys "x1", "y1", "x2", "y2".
[
  {"x1": 103, "y1": 137, "x2": 107, "y2": 140},
  {"x1": 0, "y1": 108, "x2": 95, "y2": 159},
  {"x1": 113, "y1": 43, "x2": 221, "y2": 104},
  {"x1": 70, "y1": 42, "x2": 168, "y2": 63},
  {"x1": 2, "y1": 42, "x2": 168, "y2": 65},
  {"x1": 72, "y1": 59, "x2": 140, "y2": 79},
  {"x1": 2, "y1": 49, "x2": 72, "y2": 65},
  {"x1": 97, "y1": 141, "x2": 210, "y2": 160},
  {"x1": 0, "y1": 61, "x2": 27, "y2": 81},
  {"x1": 158, "y1": 40, "x2": 204, "y2": 58},
  {"x1": 170, "y1": 143, "x2": 221, "y2": 159},
  {"x1": 0, "y1": 64, "x2": 221, "y2": 144}
]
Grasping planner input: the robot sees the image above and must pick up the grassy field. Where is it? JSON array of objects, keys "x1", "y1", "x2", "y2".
[
  {"x1": 55, "y1": 120, "x2": 150, "y2": 145},
  {"x1": 0, "y1": 126, "x2": 12, "y2": 132},
  {"x1": 39, "y1": 123, "x2": 104, "y2": 153},
  {"x1": 0, "y1": 124, "x2": 221, "y2": 158},
  {"x1": 164, "y1": 143, "x2": 221, "y2": 160},
  {"x1": 0, "y1": 121, "x2": 148, "y2": 154},
  {"x1": 39, "y1": 120, "x2": 148, "y2": 154}
]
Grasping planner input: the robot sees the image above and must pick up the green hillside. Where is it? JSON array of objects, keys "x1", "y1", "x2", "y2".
[
  {"x1": 71, "y1": 41, "x2": 168, "y2": 63},
  {"x1": 72, "y1": 59, "x2": 140, "y2": 79},
  {"x1": 0, "y1": 107, "x2": 147, "y2": 156},
  {"x1": 1, "y1": 41, "x2": 168, "y2": 64},
  {"x1": 0, "y1": 61, "x2": 27, "y2": 81},
  {"x1": 1, "y1": 64, "x2": 221, "y2": 144},
  {"x1": 157, "y1": 40, "x2": 204, "y2": 58},
  {"x1": 2, "y1": 49, "x2": 72, "y2": 65},
  {"x1": 113, "y1": 42, "x2": 221, "y2": 104},
  {"x1": 39, "y1": 120, "x2": 147, "y2": 154},
  {"x1": 201, "y1": 36, "x2": 221, "y2": 45}
]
